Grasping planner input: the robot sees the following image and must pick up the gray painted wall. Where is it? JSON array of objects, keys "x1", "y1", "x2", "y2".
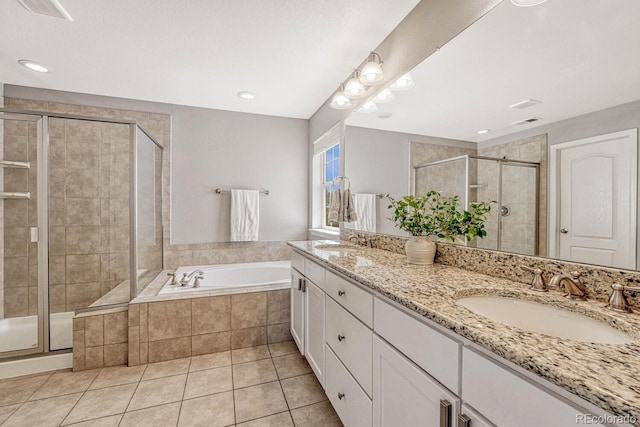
[{"x1": 5, "y1": 85, "x2": 309, "y2": 244}]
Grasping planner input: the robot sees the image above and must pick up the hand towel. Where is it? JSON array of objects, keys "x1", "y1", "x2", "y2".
[
  {"x1": 342, "y1": 189, "x2": 358, "y2": 223},
  {"x1": 351, "y1": 194, "x2": 376, "y2": 232},
  {"x1": 230, "y1": 189, "x2": 259, "y2": 241},
  {"x1": 328, "y1": 188, "x2": 342, "y2": 223}
]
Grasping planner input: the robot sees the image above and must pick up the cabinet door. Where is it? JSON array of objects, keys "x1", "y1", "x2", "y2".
[
  {"x1": 458, "y1": 404, "x2": 494, "y2": 427},
  {"x1": 373, "y1": 336, "x2": 460, "y2": 427},
  {"x1": 290, "y1": 269, "x2": 305, "y2": 355},
  {"x1": 305, "y1": 280, "x2": 325, "y2": 388}
]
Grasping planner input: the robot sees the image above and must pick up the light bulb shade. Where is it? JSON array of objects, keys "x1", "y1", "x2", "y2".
[
  {"x1": 330, "y1": 86, "x2": 352, "y2": 109},
  {"x1": 390, "y1": 73, "x2": 415, "y2": 91},
  {"x1": 359, "y1": 60, "x2": 384, "y2": 85},
  {"x1": 344, "y1": 71, "x2": 367, "y2": 98},
  {"x1": 373, "y1": 88, "x2": 394, "y2": 103},
  {"x1": 356, "y1": 101, "x2": 378, "y2": 114}
]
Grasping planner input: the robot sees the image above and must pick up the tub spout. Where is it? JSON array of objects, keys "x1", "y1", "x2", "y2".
[{"x1": 180, "y1": 269, "x2": 204, "y2": 286}]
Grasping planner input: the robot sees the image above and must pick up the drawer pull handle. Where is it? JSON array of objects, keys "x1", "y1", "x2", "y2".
[
  {"x1": 440, "y1": 399, "x2": 452, "y2": 427},
  {"x1": 338, "y1": 290, "x2": 346, "y2": 296},
  {"x1": 338, "y1": 392, "x2": 345, "y2": 400},
  {"x1": 297, "y1": 278, "x2": 302, "y2": 291},
  {"x1": 337, "y1": 334, "x2": 345, "y2": 342},
  {"x1": 457, "y1": 414, "x2": 471, "y2": 427}
]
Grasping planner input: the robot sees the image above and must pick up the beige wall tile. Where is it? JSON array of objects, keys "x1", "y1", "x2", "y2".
[
  {"x1": 4, "y1": 135, "x2": 28, "y2": 161},
  {"x1": 66, "y1": 169, "x2": 100, "y2": 198},
  {"x1": 4, "y1": 256, "x2": 28, "y2": 287},
  {"x1": 85, "y1": 346, "x2": 104, "y2": 370},
  {"x1": 267, "y1": 289, "x2": 290, "y2": 325},
  {"x1": 128, "y1": 304, "x2": 140, "y2": 327},
  {"x1": 84, "y1": 315, "x2": 104, "y2": 347},
  {"x1": 73, "y1": 335, "x2": 85, "y2": 372},
  {"x1": 49, "y1": 198, "x2": 65, "y2": 226},
  {"x1": 50, "y1": 285, "x2": 67, "y2": 313},
  {"x1": 66, "y1": 140, "x2": 100, "y2": 169},
  {"x1": 66, "y1": 282, "x2": 101, "y2": 311},
  {"x1": 192, "y1": 331, "x2": 231, "y2": 356},
  {"x1": 104, "y1": 311, "x2": 128, "y2": 345},
  {"x1": 65, "y1": 119, "x2": 102, "y2": 141},
  {"x1": 49, "y1": 256, "x2": 66, "y2": 284},
  {"x1": 4, "y1": 199, "x2": 28, "y2": 227},
  {"x1": 267, "y1": 323, "x2": 292, "y2": 344},
  {"x1": 148, "y1": 299, "x2": 191, "y2": 341},
  {"x1": 66, "y1": 226, "x2": 101, "y2": 254},
  {"x1": 139, "y1": 303, "x2": 148, "y2": 342},
  {"x1": 73, "y1": 317, "x2": 85, "y2": 331},
  {"x1": 4, "y1": 287, "x2": 28, "y2": 318},
  {"x1": 28, "y1": 286, "x2": 38, "y2": 315},
  {"x1": 148, "y1": 337, "x2": 191, "y2": 363},
  {"x1": 192, "y1": 295, "x2": 230, "y2": 335},
  {"x1": 231, "y1": 292, "x2": 267, "y2": 329},
  {"x1": 4, "y1": 119, "x2": 29, "y2": 136},
  {"x1": 104, "y1": 343, "x2": 128, "y2": 367},
  {"x1": 49, "y1": 226, "x2": 66, "y2": 255},
  {"x1": 128, "y1": 326, "x2": 140, "y2": 366},
  {"x1": 140, "y1": 341, "x2": 148, "y2": 365},
  {"x1": 4, "y1": 227, "x2": 28, "y2": 257},
  {"x1": 49, "y1": 138, "x2": 66, "y2": 168},
  {"x1": 4, "y1": 169, "x2": 28, "y2": 193},
  {"x1": 66, "y1": 254, "x2": 100, "y2": 283},
  {"x1": 231, "y1": 327, "x2": 267, "y2": 350},
  {"x1": 163, "y1": 250, "x2": 193, "y2": 269},
  {"x1": 66, "y1": 198, "x2": 100, "y2": 226}
]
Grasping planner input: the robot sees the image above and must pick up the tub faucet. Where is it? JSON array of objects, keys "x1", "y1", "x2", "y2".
[
  {"x1": 549, "y1": 271, "x2": 588, "y2": 300},
  {"x1": 193, "y1": 274, "x2": 204, "y2": 288},
  {"x1": 180, "y1": 269, "x2": 204, "y2": 287}
]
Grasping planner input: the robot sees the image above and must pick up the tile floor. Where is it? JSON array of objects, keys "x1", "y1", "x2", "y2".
[{"x1": 0, "y1": 341, "x2": 343, "y2": 427}]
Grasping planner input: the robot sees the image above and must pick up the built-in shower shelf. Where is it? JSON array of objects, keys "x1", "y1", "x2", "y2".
[
  {"x1": 0, "y1": 192, "x2": 31, "y2": 199},
  {"x1": 0, "y1": 160, "x2": 30, "y2": 169}
]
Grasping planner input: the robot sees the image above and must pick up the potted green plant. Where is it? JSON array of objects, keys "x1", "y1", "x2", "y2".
[{"x1": 388, "y1": 191, "x2": 494, "y2": 264}]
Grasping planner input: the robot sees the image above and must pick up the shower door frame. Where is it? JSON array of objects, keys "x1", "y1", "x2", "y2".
[
  {"x1": 0, "y1": 107, "x2": 163, "y2": 360},
  {"x1": 412, "y1": 154, "x2": 540, "y2": 254}
]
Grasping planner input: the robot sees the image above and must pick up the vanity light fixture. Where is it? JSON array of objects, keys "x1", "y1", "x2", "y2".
[
  {"x1": 477, "y1": 129, "x2": 490, "y2": 134},
  {"x1": 359, "y1": 52, "x2": 384, "y2": 85},
  {"x1": 510, "y1": 0, "x2": 548, "y2": 7},
  {"x1": 344, "y1": 70, "x2": 367, "y2": 99},
  {"x1": 373, "y1": 88, "x2": 394, "y2": 103},
  {"x1": 356, "y1": 101, "x2": 378, "y2": 114},
  {"x1": 330, "y1": 84, "x2": 352, "y2": 110},
  {"x1": 390, "y1": 73, "x2": 415, "y2": 91},
  {"x1": 237, "y1": 91, "x2": 255, "y2": 100},
  {"x1": 18, "y1": 59, "x2": 49, "y2": 73}
]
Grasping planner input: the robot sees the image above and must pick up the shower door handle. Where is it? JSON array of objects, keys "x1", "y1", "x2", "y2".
[{"x1": 560, "y1": 228, "x2": 569, "y2": 234}]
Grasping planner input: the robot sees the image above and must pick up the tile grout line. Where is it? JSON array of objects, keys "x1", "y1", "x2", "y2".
[
  {"x1": 118, "y1": 363, "x2": 149, "y2": 422},
  {"x1": 174, "y1": 357, "x2": 193, "y2": 427}
]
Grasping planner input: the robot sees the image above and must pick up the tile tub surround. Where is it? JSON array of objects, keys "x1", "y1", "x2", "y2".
[
  {"x1": 127, "y1": 289, "x2": 292, "y2": 366},
  {"x1": 0, "y1": 343, "x2": 341, "y2": 426},
  {"x1": 73, "y1": 307, "x2": 129, "y2": 372},
  {"x1": 290, "y1": 240, "x2": 640, "y2": 422}
]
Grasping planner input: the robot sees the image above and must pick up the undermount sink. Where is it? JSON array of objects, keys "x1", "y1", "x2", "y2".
[
  {"x1": 457, "y1": 296, "x2": 633, "y2": 345},
  {"x1": 315, "y1": 244, "x2": 358, "y2": 252}
]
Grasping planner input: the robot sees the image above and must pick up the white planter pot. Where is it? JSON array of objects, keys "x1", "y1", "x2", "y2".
[{"x1": 405, "y1": 236, "x2": 436, "y2": 265}]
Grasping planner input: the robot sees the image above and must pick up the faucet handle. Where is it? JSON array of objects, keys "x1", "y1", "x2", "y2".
[
  {"x1": 607, "y1": 283, "x2": 633, "y2": 313},
  {"x1": 570, "y1": 271, "x2": 583, "y2": 280},
  {"x1": 193, "y1": 274, "x2": 204, "y2": 288},
  {"x1": 520, "y1": 265, "x2": 548, "y2": 292},
  {"x1": 167, "y1": 272, "x2": 178, "y2": 285}
]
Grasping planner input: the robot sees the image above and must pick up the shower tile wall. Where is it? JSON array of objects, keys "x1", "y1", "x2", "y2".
[
  {"x1": 49, "y1": 118, "x2": 132, "y2": 312},
  {"x1": 411, "y1": 142, "x2": 477, "y2": 197},
  {"x1": 2, "y1": 120, "x2": 38, "y2": 318},
  {"x1": 478, "y1": 134, "x2": 548, "y2": 256}
]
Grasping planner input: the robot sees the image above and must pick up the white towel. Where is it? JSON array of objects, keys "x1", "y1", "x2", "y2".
[
  {"x1": 351, "y1": 194, "x2": 376, "y2": 232},
  {"x1": 328, "y1": 189, "x2": 341, "y2": 223},
  {"x1": 230, "y1": 189, "x2": 259, "y2": 241}
]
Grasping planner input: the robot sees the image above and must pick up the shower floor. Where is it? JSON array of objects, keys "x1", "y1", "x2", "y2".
[{"x1": 0, "y1": 312, "x2": 73, "y2": 353}]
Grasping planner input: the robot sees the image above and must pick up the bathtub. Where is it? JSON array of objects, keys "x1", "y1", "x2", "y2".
[
  {"x1": 158, "y1": 260, "x2": 291, "y2": 296},
  {"x1": 0, "y1": 311, "x2": 73, "y2": 353}
]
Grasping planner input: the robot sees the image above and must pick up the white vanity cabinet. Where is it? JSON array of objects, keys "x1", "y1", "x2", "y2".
[
  {"x1": 373, "y1": 335, "x2": 460, "y2": 427},
  {"x1": 290, "y1": 251, "x2": 326, "y2": 386}
]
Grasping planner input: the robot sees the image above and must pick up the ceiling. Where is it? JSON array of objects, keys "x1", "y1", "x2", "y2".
[
  {"x1": 0, "y1": 0, "x2": 420, "y2": 119},
  {"x1": 346, "y1": 0, "x2": 640, "y2": 143}
]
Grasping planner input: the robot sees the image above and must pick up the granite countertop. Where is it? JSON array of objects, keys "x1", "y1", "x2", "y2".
[{"x1": 288, "y1": 240, "x2": 640, "y2": 423}]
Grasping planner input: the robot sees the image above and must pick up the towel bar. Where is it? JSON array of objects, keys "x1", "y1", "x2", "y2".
[
  {"x1": 215, "y1": 188, "x2": 270, "y2": 196},
  {"x1": 0, "y1": 191, "x2": 30, "y2": 199}
]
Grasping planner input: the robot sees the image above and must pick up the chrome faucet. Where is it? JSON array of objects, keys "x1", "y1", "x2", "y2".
[
  {"x1": 180, "y1": 269, "x2": 204, "y2": 287},
  {"x1": 606, "y1": 283, "x2": 640, "y2": 313},
  {"x1": 167, "y1": 272, "x2": 178, "y2": 285},
  {"x1": 549, "y1": 271, "x2": 588, "y2": 300},
  {"x1": 348, "y1": 234, "x2": 364, "y2": 245},
  {"x1": 520, "y1": 265, "x2": 548, "y2": 292}
]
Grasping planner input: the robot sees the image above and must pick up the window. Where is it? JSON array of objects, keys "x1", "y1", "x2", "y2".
[{"x1": 322, "y1": 143, "x2": 340, "y2": 229}]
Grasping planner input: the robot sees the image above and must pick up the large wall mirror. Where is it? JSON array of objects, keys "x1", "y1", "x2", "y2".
[{"x1": 344, "y1": 0, "x2": 640, "y2": 270}]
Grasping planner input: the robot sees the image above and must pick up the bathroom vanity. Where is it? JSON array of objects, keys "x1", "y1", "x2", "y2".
[{"x1": 289, "y1": 240, "x2": 640, "y2": 427}]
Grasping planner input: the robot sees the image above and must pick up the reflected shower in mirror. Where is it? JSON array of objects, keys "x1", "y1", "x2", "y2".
[{"x1": 344, "y1": 0, "x2": 640, "y2": 269}]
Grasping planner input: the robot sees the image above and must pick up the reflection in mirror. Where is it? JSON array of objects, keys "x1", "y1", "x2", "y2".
[{"x1": 344, "y1": 0, "x2": 640, "y2": 269}]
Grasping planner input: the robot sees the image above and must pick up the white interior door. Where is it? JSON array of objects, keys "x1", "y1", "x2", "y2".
[{"x1": 552, "y1": 129, "x2": 637, "y2": 269}]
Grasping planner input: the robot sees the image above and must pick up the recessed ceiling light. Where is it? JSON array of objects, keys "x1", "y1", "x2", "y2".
[
  {"x1": 509, "y1": 99, "x2": 541, "y2": 109},
  {"x1": 511, "y1": 0, "x2": 548, "y2": 7},
  {"x1": 237, "y1": 91, "x2": 255, "y2": 100},
  {"x1": 18, "y1": 59, "x2": 49, "y2": 73},
  {"x1": 377, "y1": 113, "x2": 392, "y2": 119},
  {"x1": 477, "y1": 129, "x2": 490, "y2": 134}
]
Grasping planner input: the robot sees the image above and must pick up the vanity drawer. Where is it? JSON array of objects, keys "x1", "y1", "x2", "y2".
[
  {"x1": 325, "y1": 270, "x2": 373, "y2": 327},
  {"x1": 462, "y1": 347, "x2": 606, "y2": 427},
  {"x1": 374, "y1": 298, "x2": 460, "y2": 394},
  {"x1": 326, "y1": 297, "x2": 373, "y2": 396},
  {"x1": 326, "y1": 345, "x2": 372, "y2": 427},
  {"x1": 291, "y1": 251, "x2": 305, "y2": 274},
  {"x1": 304, "y1": 258, "x2": 326, "y2": 290}
]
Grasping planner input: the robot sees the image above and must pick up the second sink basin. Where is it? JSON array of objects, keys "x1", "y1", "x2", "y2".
[{"x1": 457, "y1": 296, "x2": 633, "y2": 344}]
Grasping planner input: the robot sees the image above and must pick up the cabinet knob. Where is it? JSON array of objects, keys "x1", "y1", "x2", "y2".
[
  {"x1": 337, "y1": 334, "x2": 345, "y2": 342},
  {"x1": 338, "y1": 392, "x2": 345, "y2": 400},
  {"x1": 338, "y1": 290, "x2": 346, "y2": 297},
  {"x1": 560, "y1": 228, "x2": 569, "y2": 234}
]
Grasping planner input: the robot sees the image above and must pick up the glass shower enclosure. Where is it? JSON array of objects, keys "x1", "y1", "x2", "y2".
[
  {"x1": 413, "y1": 154, "x2": 540, "y2": 255},
  {"x1": 0, "y1": 108, "x2": 163, "y2": 360}
]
